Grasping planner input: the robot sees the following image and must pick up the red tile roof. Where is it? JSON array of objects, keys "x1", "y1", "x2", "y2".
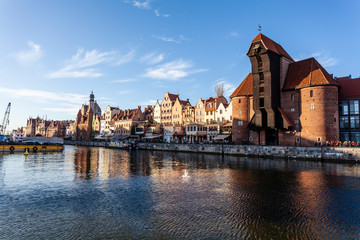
[
  {"x1": 230, "y1": 73, "x2": 253, "y2": 98},
  {"x1": 337, "y1": 77, "x2": 360, "y2": 99},
  {"x1": 277, "y1": 107, "x2": 292, "y2": 128},
  {"x1": 283, "y1": 58, "x2": 339, "y2": 91},
  {"x1": 179, "y1": 100, "x2": 188, "y2": 106},
  {"x1": 251, "y1": 34, "x2": 293, "y2": 62},
  {"x1": 168, "y1": 93, "x2": 179, "y2": 102},
  {"x1": 205, "y1": 97, "x2": 215, "y2": 102}
]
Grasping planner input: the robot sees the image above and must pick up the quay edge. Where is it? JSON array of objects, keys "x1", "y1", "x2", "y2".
[{"x1": 65, "y1": 140, "x2": 360, "y2": 163}]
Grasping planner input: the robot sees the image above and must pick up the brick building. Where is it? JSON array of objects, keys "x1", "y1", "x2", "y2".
[
  {"x1": 337, "y1": 76, "x2": 360, "y2": 142},
  {"x1": 74, "y1": 91, "x2": 102, "y2": 140},
  {"x1": 231, "y1": 34, "x2": 340, "y2": 146},
  {"x1": 113, "y1": 106, "x2": 145, "y2": 137}
]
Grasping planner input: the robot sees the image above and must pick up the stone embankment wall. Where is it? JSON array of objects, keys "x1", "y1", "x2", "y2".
[
  {"x1": 65, "y1": 140, "x2": 107, "y2": 147},
  {"x1": 65, "y1": 140, "x2": 360, "y2": 162},
  {"x1": 138, "y1": 143, "x2": 360, "y2": 162}
]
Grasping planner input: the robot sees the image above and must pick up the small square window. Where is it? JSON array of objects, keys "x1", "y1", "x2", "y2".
[
  {"x1": 290, "y1": 107, "x2": 295, "y2": 112},
  {"x1": 238, "y1": 120, "x2": 243, "y2": 126},
  {"x1": 310, "y1": 90, "x2": 314, "y2": 97},
  {"x1": 296, "y1": 137, "x2": 300, "y2": 143},
  {"x1": 310, "y1": 104, "x2": 315, "y2": 110},
  {"x1": 291, "y1": 94, "x2": 295, "y2": 101},
  {"x1": 238, "y1": 110, "x2": 242, "y2": 115},
  {"x1": 295, "y1": 119, "x2": 299, "y2": 124},
  {"x1": 238, "y1": 99, "x2": 241, "y2": 103}
]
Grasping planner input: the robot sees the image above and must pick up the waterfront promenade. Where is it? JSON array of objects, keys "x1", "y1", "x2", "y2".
[{"x1": 65, "y1": 140, "x2": 360, "y2": 163}]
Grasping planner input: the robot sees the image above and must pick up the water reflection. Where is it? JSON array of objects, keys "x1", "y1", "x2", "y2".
[{"x1": 0, "y1": 146, "x2": 360, "y2": 239}]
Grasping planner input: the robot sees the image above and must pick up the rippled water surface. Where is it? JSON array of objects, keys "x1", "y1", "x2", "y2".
[{"x1": 1, "y1": 146, "x2": 360, "y2": 239}]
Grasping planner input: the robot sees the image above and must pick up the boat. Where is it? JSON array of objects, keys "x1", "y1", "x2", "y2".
[{"x1": 0, "y1": 136, "x2": 64, "y2": 153}]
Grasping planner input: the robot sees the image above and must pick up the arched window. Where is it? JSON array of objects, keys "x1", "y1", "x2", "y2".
[{"x1": 310, "y1": 90, "x2": 313, "y2": 97}]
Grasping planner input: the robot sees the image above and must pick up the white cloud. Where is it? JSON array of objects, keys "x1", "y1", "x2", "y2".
[
  {"x1": 215, "y1": 79, "x2": 236, "y2": 98},
  {"x1": 132, "y1": 0, "x2": 151, "y2": 9},
  {"x1": 143, "y1": 59, "x2": 207, "y2": 81},
  {"x1": 140, "y1": 52, "x2": 164, "y2": 65},
  {"x1": 48, "y1": 49, "x2": 124, "y2": 78},
  {"x1": 48, "y1": 66, "x2": 103, "y2": 78},
  {"x1": 48, "y1": 48, "x2": 116, "y2": 78},
  {"x1": 295, "y1": 51, "x2": 338, "y2": 68},
  {"x1": 115, "y1": 50, "x2": 136, "y2": 65},
  {"x1": 153, "y1": 35, "x2": 181, "y2": 44},
  {"x1": 140, "y1": 99, "x2": 157, "y2": 106},
  {"x1": 14, "y1": 41, "x2": 43, "y2": 64},
  {"x1": 111, "y1": 78, "x2": 136, "y2": 83},
  {"x1": 154, "y1": 9, "x2": 170, "y2": 17},
  {"x1": 0, "y1": 87, "x2": 87, "y2": 105}
]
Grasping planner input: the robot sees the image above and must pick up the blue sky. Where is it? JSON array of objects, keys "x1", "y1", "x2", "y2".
[{"x1": 0, "y1": 0, "x2": 359, "y2": 131}]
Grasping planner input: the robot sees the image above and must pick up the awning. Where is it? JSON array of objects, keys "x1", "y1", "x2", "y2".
[
  {"x1": 196, "y1": 134, "x2": 207, "y2": 137},
  {"x1": 213, "y1": 135, "x2": 230, "y2": 140},
  {"x1": 142, "y1": 135, "x2": 162, "y2": 139}
]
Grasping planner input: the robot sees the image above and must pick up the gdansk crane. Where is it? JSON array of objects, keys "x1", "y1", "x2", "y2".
[{"x1": 0, "y1": 102, "x2": 11, "y2": 135}]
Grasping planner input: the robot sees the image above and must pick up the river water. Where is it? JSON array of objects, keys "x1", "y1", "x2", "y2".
[{"x1": 1, "y1": 146, "x2": 360, "y2": 239}]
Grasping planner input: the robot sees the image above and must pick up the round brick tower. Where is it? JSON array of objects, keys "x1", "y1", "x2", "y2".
[{"x1": 300, "y1": 86, "x2": 339, "y2": 146}]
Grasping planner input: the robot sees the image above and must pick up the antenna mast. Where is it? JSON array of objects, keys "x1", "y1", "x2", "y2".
[{"x1": 0, "y1": 102, "x2": 11, "y2": 135}]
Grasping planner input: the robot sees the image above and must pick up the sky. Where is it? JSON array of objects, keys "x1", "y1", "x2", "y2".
[{"x1": 0, "y1": 0, "x2": 359, "y2": 132}]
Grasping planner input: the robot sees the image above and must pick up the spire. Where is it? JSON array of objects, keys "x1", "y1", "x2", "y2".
[{"x1": 89, "y1": 91, "x2": 95, "y2": 102}]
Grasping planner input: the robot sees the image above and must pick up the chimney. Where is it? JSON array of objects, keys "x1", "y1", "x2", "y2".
[{"x1": 349, "y1": 74, "x2": 352, "y2": 80}]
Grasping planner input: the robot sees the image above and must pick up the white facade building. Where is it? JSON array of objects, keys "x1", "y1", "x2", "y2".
[
  {"x1": 224, "y1": 100, "x2": 233, "y2": 122},
  {"x1": 153, "y1": 100, "x2": 161, "y2": 124},
  {"x1": 104, "y1": 105, "x2": 120, "y2": 135}
]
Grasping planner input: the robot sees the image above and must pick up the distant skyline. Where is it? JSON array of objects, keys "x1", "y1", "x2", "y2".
[{"x1": 0, "y1": 0, "x2": 359, "y2": 131}]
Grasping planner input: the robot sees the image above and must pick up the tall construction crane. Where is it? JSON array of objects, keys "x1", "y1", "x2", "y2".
[{"x1": 0, "y1": 102, "x2": 11, "y2": 135}]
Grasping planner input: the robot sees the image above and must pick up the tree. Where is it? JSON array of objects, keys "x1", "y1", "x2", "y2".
[{"x1": 214, "y1": 83, "x2": 224, "y2": 97}]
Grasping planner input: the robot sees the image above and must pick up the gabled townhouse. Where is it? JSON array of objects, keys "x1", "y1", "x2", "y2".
[
  {"x1": 113, "y1": 106, "x2": 145, "y2": 137},
  {"x1": 215, "y1": 102, "x2": 229, "y2": 124},
  {"x1": 204, "y1": 96, "x2": 228, "y2": 124},
  {"x1": 183, "y1": 101, "x2": 195, "y2": 124},
  {"x1": 104, "y1": 105, "x2": 120, "y2": 135},
  {"x1": 46, "y1": 121, "x2": 66, "y2": 137},
  {"x1": 224, "y1": 100, "x2": 233, "y2": 123},
  {"x1": 144, "y1": 105, "x2": 154, "y2": 123},
  {"x1": 99, "y1": 114, "x2": 105, "y2": 135},
  {"x1": 172, "y1": 98, "x2": 188, "y2": 125},
  {"x1": 195, "y1": 98, "x2": 205, "y2": 124},
  {"x1": 160, "y1": 92, "x2": 179, "y2": 125},
  {"x1": 153, "y1": 100, "x2": 161, "y2": 124}
]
